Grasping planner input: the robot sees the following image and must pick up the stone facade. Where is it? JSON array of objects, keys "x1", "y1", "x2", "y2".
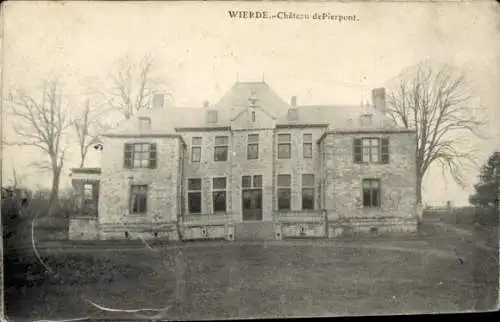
[
  {"x1": 70, "y1": 82, "x2": 419, "y2": 240},
  {"x1": 98, "y1": 134, "x2": 185, "y2": 240}
]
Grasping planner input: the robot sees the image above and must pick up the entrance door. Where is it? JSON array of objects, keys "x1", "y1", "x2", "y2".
[{"x1": 242, "y1": 189, "x2": 262, "y2": 221}]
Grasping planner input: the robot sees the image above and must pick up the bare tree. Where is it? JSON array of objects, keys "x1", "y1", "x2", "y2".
[
  {"x1": 6, "y1": 78, "x2": 73, "y2": 215},
  {"x1": 386, "y1": 61, "x2": 488, "y2": 204},
  {"x1": 73, "y1": 98, "x2": 109, "y2": 168},
  {"x1": 87, "y1": 54, "x2": 168, "y2": 120}
]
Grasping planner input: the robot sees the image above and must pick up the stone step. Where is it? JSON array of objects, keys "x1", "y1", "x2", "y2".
[{"x1": 235, "y1": 222, "x2": 275, "y2": 241}]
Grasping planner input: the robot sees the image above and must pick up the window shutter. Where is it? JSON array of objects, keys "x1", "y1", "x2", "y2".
[
  {"x1": 381, "y1": 138, "x2": 389, "y2": 164},
  {"x1": 353, "y1": 139, "x2": 362, "y2": 163},
  {"x1": 149, "y1": 143, "x2": 157, "y2": 168},
  {"x1": 124, "y1": 143, "x2": 132, "y2": 168}
]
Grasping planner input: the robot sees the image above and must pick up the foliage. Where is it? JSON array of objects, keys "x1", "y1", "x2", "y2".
[{"x1": 469, "y1": 152, "x2": 500, "y2": 208}]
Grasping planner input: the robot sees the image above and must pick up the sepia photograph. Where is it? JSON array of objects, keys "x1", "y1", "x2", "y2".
[{"x1": 1, "y1": 1, "x2": 499, "y2": 321}]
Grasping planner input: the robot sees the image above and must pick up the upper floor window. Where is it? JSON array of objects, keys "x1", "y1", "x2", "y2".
[
  {"x1": 83, "y1": 184, "x2": 93, "y2": 201},
  {"x1": 124, "y1": 143, "x2": 157, "y2": 169},
  {"x1": 302, "y1": 174, "x2": 315, "y2": 210},
  {"x1": 139, "y1": 117, "x2": 151, "y2": 131},
  {"x1": 303, "y1": 133, "x2": 313, "y2": 159},
  {"x1": 251, "y1": 110, "x2": 256, "y2": 122},
  {"x1": 277, "y1": 174, "x2": 291, "y2": 211},
  {"x1": 247, "y1": 134, "x2": 259, "y2": 160},
  {"x1": 129, "y1": 185, "x2": 148, "y2": 214},
  {"x1": 277, "y1": 134, "x2": 291, "y2": 159},
  {"x1": 212, "y1": 177, "x2": 227, "y2": 213},
  {"x1": 207, "y1": 110, "x2": 218, "y2": 123},
  {"x1": 353, "y1": 138, "x2": 389, "y2": 164},
  {"x1": 214, "y1": 136, "x2": 229, "y2": 162},
  {"x1": 191, "y1": 137, "x2": 202, "y2": 163},
  {"x1": 363, "y1": 179, "x2": 381, "y2": 207},
  {"x1": 187, "y1": 178, "x2": 202, "y2": 214}
]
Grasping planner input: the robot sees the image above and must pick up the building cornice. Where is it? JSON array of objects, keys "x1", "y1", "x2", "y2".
[
  {"x1": 175, "y1": 126, "x2": 231, "y2": 132},
  {"x1": 103, "y1": 133, "x2": 187, "y2": 147},
  {"x1": 275, "y1": 123, "x2": 329, "y2": 129},
  {"x1": 316, "y1": 128, "x2": 416, "y2": 143}
]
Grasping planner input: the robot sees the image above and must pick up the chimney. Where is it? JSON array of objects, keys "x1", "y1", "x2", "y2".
[
  {"x1": 203, "y1": 100, "x2": 209, "y2": 108},
  {"x1": 290, "y1": 96, "x2": 297, "y2": 107},
  {"x1": 152, "y1": 94, "x2": 164, "y2": 109},
  {"x1": 372, "y1": 88, "x2": 386, "y2": 113}
]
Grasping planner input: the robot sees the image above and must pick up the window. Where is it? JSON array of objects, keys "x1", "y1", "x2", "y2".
[
  {"x1": 214, "y1": 136, "x2": 229, "y2": 161},
  {"x1": 303, "y1": 133, "x2": 313, "y2": 159},
  {"x1": 124, "y1": 143, "x2": 157, "y2": 169},
  {"x1": 302, "y1": 174, "x2": 315, "y2": 210},
  {"x1": 191, "y1": 137, "x2": 202, "y2": 163},
  {"x1": 278, "y1": 134, "x2": 291, "y2": 159},
  {"x1": 353, "y1": 138, "x2": 389, "y2": 164},
  {"x1": 139, "y1": 117, "x2": 151, "y2": 131},
  {"x1": 242, "y1": 175, "x2": 263, "y2": 189},
  {"x1": 129, "y1": 185, "x2": 148, "y2": 214},
  {"x1": 277, "y1": 174, "x2": 291, "y2": 211},
  {"x1": 187, "y1": 179, "x2": 202, "y2": 214},
  {"x1": 363, "y1": 179, "x2": 381, "y2": 207},
  {"x1": 251, "y1": 110, "x2": 256, "y2": 122},
  {"x1": 83, "y1": 184, "x2": 93, "y2": 200},
  {"x1": 212, "y1": 177, "x2": 227, "y2": 213},
  {"x1": 360, "y1": 114, "x2": 373, "y2": 127},
  {"x1": 207, "y1": 110, "x2": 218, "y2": 123},
  {"x1": 247, "y1": 134, "x2": 259, "y2": 160}
]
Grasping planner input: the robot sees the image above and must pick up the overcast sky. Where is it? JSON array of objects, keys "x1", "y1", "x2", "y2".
[{"x1": 2, "y1": 1, "x2": 499, "y2": 205}]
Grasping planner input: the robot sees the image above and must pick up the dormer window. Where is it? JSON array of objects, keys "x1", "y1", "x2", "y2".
[
  {"x1": 207, "y1": 110, "x2": 218, "y2": 124},
  {"x1": 360, "y1": 114, "x2": 373, "y2": 127},
  {"x1": 287, "y1": 108, "x2": 298, "y2": 122},
  {"x1": 139, "y1": 117, "x2": 151, "y2": 130}
]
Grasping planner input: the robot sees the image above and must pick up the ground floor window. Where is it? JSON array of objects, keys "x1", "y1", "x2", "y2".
[
  {"x1": 130, "y1": 185, "x2": 148, "y2": 214},
  {"x1": 212, "y1": 177, "x2": 227, "y2": 212},
  {"x1": 277, "y1": 174, "x2": 291, "y2": 211},
  {"x1": 188, "y1": 178, "x2": 202, "y2": 213},
  {"x1": 242, "y1": 175, "x2": 263, "y2": 221},
  {"x1": 302, "y1": 174, "x2": 315, "y2": 210},
  {"x1": 363, "y1": 179, "x2": 381, "y2": 207}
]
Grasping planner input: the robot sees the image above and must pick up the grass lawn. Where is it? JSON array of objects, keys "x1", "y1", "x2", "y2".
[{"x1": 5, "y1": 225, "x2": 498, "y2": 322}]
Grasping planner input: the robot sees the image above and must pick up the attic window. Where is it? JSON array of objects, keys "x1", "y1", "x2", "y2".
[
  {"x1": 139, "y1": 117, "x2": 151, "y2": 130},
  {"x1": 251, "y1": 110, "x2": 256, "y2": 122},
  {"x1": 360, "y1": 114, "x2": 373, "y2": 127},
  {"x1": 287, "y1": 108, "x2": 298, "y2": 121},
  {"x1": 207, "y1": 110, "x2": 218, "y2": 124}
]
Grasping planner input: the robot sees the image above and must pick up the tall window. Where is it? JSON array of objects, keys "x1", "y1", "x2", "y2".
[
  {"x1": 129, "y1": 185, "x2": 148, "y2": 214},
  {"x1": 277, "y1": 174, "x2": 291, "y2": 211},
  {"x1": 278, "y1": 134, "x2": 291, "y2": 159},
  {"x1": 124, "y1": 143, "x2": 157, "y2": 169},
  {"x1": 212, "y1": 177, "x2": 227, "y2": 213},
  {"x1": 214, "y1": 136, "x2": 229, "y2": 161},
  {"x1": 187, "y1": 179, "x2": 202, "y2": 214},
  {"x1": 363, "y1": 179, "x2": 381, "y2": 207},
  {"x1": 247, "y1": 134, "x2": 259, "y2": 160},
  {"x1": 191, "y1": 137, "x2": 202, "y2": 163},
  {"x1": 353, "y1": 138, "x2": 389, "y2": 164},
  {"x1": 251, "y1": 110, "x2": 256, "y2": 122},
  {"x1": 302, "y1": 174, "x2": 315, "y2": 210},
  {"x1": 303, "y1": 133, "x2": 313, "y2": 159}
]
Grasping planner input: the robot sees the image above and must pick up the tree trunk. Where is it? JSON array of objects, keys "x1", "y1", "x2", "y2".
[
  {"x1": 416, "y1": 176, "x2": 423, "y2": 205},
  {"x1": 47, "y1": 167, "x2": 62, "y2": 216}
]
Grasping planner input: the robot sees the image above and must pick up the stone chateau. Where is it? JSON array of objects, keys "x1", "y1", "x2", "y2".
[{"x1": 69, "y1": 81, "x2": 419, "y2": 241}]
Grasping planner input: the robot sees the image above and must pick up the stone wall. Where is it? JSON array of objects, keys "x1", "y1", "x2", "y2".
[
  {"x1": 322, "y1": 130, "x2": 418, "y2": 231},
  {"x1": 98, "y1": 135, "x2": 183, "y2": 240}
]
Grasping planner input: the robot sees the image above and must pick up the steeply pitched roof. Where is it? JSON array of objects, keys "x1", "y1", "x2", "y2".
[
  {"x1": 214, "y1": 81, "x2": 290, "y2": 118},
  {"x1": 103, "y1": 81, "x2": 402, "y2": 136}
]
